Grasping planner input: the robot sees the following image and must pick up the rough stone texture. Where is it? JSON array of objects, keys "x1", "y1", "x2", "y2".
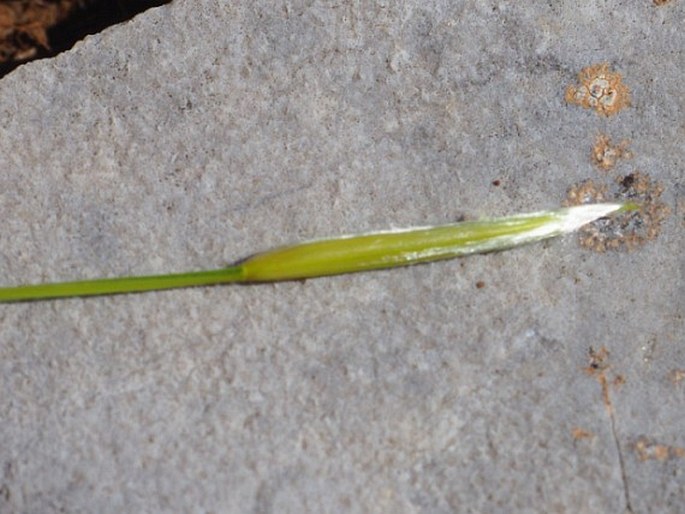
[{"x1": 0, "y1": 1, "x2": 683, "y2": 512}]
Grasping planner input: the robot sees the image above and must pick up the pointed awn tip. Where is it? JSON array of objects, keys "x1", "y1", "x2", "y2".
[{"x1": 558, "y1": 202, "x2": 630, "y2": 234}]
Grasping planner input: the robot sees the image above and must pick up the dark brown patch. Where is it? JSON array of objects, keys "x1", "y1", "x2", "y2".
[{"x1": 0, "y1": 0, "x2": 172, "y2": 77}]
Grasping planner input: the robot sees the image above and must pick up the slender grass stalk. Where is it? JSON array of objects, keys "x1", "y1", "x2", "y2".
[{"x1": 0, "y1": 203, "x2": 634, "y2": 303}]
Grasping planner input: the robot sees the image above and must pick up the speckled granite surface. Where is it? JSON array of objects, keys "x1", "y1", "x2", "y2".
[{"x1": 0, "y1": 1, "x2": 683, "y2": 512}]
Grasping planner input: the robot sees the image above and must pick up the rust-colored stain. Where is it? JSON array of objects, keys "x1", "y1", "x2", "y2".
[
  {"x1": 565, "y1": 172, "x2": 670, "y2": 252},
  {"x1": 653, "y1": 0, "x2": 674, "y2": 5},
  {"x1": 565, "y1": 63, "x2": 631, "y2": 116},
  {"x1": 635, "y1": 436, "x2": 685, "y2": 461},
  {"x1": 585, "y1": 347, "x2": 613, "y2": 411},
  {"x1": 572, "y1": 427, "x2": 594, "y2": 440},
  {"x1": 591, "y1": 134, "x2": 632, "y2": 171}
]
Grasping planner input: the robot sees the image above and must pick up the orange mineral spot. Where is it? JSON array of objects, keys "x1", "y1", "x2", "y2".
[
  {"x1": 635, "y1": 436, "x2": 685, "y2": 462},
  {"x1": 564, "y1": 179, "x2": 608, "y2": 206},
  {"x1": 591, "y1": 134, "x2": 632, "y2": 171},
  {"x1": 572, "y1": 427, "x2": 594, "y2": 441},
  {"x1": 565, "y1": 63, "x2": 631, "y2": 116}
]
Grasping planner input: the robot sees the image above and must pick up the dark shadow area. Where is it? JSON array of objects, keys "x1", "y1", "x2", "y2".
[{"x1": 0, "y1": 0, "x2": 172, "y2": 78}]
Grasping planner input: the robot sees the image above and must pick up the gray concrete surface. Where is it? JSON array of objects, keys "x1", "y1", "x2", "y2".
[{"x1": 1, "y1": 1, "x2": 683, "y2": 512}]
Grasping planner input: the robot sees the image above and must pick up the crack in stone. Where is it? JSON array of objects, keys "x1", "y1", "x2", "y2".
[
  {"x1": 607, "y1": 395, "x2": 633, "y2": 514},
  {"x1": 586, "y1": 347, "x2": 633, "y2": 513}
]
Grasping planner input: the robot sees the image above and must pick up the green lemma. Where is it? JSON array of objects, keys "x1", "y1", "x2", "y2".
[{"x1": 0, "y1": 203, "x2": 635, "y2": 303}]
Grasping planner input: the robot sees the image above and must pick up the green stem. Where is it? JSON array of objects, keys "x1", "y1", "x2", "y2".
[{"x1": 0, "y1": 266, "x2": 245, "y2": 303}]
